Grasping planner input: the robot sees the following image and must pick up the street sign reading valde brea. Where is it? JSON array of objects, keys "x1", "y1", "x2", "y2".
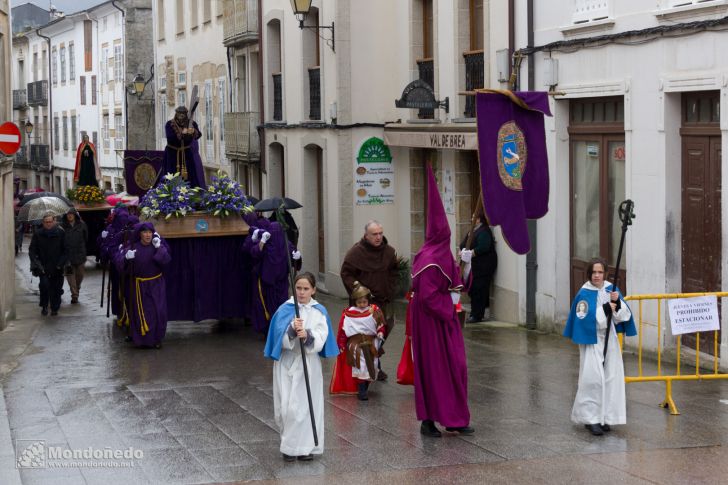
[{"x1": 0, "y1": 122, "x2": 22, "y2": 156}]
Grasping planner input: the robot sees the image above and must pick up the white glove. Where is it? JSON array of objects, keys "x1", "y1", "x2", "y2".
[
  {"x1": 118, "y1": 244, "x2": 123, "y2": 251},
  {"x1": 125, "y1": 249, "x2": 136, "y2": 260},
  {"x1": 292, "y1": 250, "x2": 301, "y2": 260},
  {"x1": 101, "y1": 230, "x2": 108, "y2": 238},
  {"x1": 251, "y1": 228, "x2": 260, "y2": 242},
  {"x1": 261, "y1": 231, "x2": 271, "y2": 243},
  {"x1": 450, "y1": 291, "x2": 461, "y2": 305},
  {"x1": 460, "y1": 249, "x2": 473, "y2": 263},
  {"x1": 152, "y1": 237, "x2": 161, "y2": 249},
  {"x1": 154, "y1": 232, "x2": 160, "y2": 238}
]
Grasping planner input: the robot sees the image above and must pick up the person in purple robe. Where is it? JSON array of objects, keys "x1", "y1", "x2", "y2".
[
  {"x1": 410, "y1": 164, "x2": 474, "y2": 438},
  {"x1": 114, "y1": 222, "x2": 171, "y2": 349},
  {"x1": 160, "y1": 106, "x2": 206, "y2": 189},
  {"x1": 248, "y1": 220, "x2": 301, "y2": 334}
]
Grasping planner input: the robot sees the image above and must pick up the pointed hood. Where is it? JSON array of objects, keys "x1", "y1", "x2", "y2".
[{"x1": 411, "y1": 164, "x2": 463, "y2": 290}]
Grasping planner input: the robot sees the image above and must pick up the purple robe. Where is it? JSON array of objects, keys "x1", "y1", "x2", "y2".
[
  {"x1": 161, "y1": 120, "x2": 206, "y2": 189},
  {"x1": 114, "y1": 236, "x2": 171, "y2": 347},
  {"x1": 410, "y1": 164, "x2": 470, "y2": 427},
  {"x1": 248, "y1": 222, "x2": 290, "y2": 333}
]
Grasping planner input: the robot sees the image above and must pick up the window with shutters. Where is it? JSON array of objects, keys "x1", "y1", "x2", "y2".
[
  {"x1": 69, "y1": 42, "x2": 75, "y2": 80},
  {"x1": 176, "y1": 0, "x2": 185, "y2": 35},
  {"x1": 71, "y1": 115, "x2": 77, "y2": 148},
  {"x1": 84, "y1": 20, "x2": 92, "y2": 71},
  {"x1": 91, "y1": 76, "x2": 97, "y2": 105},
  {"x1": 157, "y1": 0, "x2": 165, "y2": 41},
  {"x1": 80, "y1": 76, "x2": 86, "y2": 105},
  {"x1": 60, "y1": 46, "x2": 66, "y2": 83},
  {"x1": 114, "y1": 44, "x2": 123, "y2": 83},
  {"x1": 62, "y1": 115, "x2": 68, "y2": 151},
  {"x1": 102, "y1": 115, "x2": 109, "y2": 149},
  {"x1": 51, "y1": 48, "x2": 57, "y2": 86},
  {"x1": 203, "y1": 0, "x2": 212, "y2": 23},
  {"x1": 53, "y1": 116, "x2": 59, "y2": 151}
]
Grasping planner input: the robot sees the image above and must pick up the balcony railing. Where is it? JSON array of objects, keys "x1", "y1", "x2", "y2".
[
  {"x1": 30, "y1": 144, "x2": 50, "y2": 170},
  {"x1": 463, "y1": 50, "x2": 484, "y2": 119},
  {"x1": 417, "y1": 58, "x2": 434, "y2": 119},
  {"x1": 14, "y1": 146, "x2": 29, "y2": 167},
  {"x1": 27, "y1": 81, "x2": 48, "y2": 106},
  {"x1": 308, "y1": 67, "x2": 321, "y2": 120},
  {"x1": 224, "y1": 111, "x2": 260, "y2": 162},
  {"x1": 272, "y1": 73, "x2": 282, "y2": 121},
  {"x1": 223, "y1": 0, "x2": 259, "y2": 47},
  {"x1": 13, "y1": 89, "x2": 27, "y2": 110}
]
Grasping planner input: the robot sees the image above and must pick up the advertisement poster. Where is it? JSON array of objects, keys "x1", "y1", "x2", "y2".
[{"x1": 355, "y1": 137, "x2": 394, "y2": 205}]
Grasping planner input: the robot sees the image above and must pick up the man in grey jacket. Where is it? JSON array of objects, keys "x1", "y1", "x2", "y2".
[{"x1": 61, "y1": 209, "x2": 88, "y2": 304}]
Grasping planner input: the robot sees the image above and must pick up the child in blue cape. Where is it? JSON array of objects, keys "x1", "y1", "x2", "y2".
[
  {"x1": 564, "y1": 258, "x2": 636, "y2": 436},
  {"x1": 264, "y1": 272, "x2": 338, "y2": 461}
]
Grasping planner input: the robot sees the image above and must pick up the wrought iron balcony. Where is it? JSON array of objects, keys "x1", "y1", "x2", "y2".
[
  {"x1": 223, "y1": 111, "x2": 260, "y2": 162},
  {"x1": 13, "y1": 89, "x2": 27, "y2": 110},
  {"x1": 272, "y1": 73, "x2": 282, "y2": 121},
  {"x1": 30, "y1": 144, "x2": 50, "y2": 170},
  {"x1": 463, "y1": 50, "x2": 484, "y2": 119},
  {"x1": 13, "y1": 146, "x2": 29, "y2": 167},
  {"x1": 308, "y1": 67, "x2": 321, "y2": 121},
  {"x1": 417, "y1": 58, "x2": 434, "y2": 119},
  {"x1": 26, "y1": 80, "x2": 48, "y2": 106},
  {"x1": 223, "y1": 0, "x2": 259, "y2": 47}
]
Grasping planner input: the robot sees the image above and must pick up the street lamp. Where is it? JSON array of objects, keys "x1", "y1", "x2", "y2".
[
  {"x1": 290, "y1": 0, "x2": 335, "y2": 52},
  {"x1": 127, "y1": 73, "x2": 147, "y2": 99},
  {"x1": 24, "y1": 120, "x2": 33, "y2": 135}
]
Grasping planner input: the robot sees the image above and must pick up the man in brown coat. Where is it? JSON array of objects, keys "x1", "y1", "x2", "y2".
[{"x1": 341, "y1": 220, "x2": 399, "y2": 380}]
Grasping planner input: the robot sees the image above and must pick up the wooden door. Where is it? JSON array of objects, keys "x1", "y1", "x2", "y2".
[{"x1": 682, "y1": 135, "x2": 722, "y2": 353}]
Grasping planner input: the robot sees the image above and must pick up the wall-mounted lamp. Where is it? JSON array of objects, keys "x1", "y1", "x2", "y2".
[
  {"x1": 126, "y1": 65, "x2": 155, "y2": 99},
  {"x1": 290, "y1": 0, "x2": 335, "y2": 52},
  {"x1": 24, "y1": 120, "x2": 34, "y2": 135}
]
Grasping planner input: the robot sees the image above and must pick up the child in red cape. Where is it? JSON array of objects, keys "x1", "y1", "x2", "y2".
[{"x1": 329, "y1": 282, "x2": 386, "y2": 400}]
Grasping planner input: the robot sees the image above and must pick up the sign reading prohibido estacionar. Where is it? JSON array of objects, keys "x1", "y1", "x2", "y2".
[
  {"x1": 354, "y1": 137, "x2": 394, "y2": 205},
  {"x1": 667, "y1": 295, "x2": 720, "y2": 335}
]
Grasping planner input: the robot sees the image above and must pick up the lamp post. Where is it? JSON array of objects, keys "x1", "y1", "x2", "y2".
[{"x1": 290, "y1": 0, "x2": 335, "y2": 52}]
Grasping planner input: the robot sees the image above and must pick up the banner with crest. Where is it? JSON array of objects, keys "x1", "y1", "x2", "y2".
[{"x1": 475, "y1": 90, "x2": 551, "y2": 254}]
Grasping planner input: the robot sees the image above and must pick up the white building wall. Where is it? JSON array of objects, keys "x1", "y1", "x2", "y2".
[
  {"x1": 520, "y1": 0, "x2": 728, "y2": 361},
  {"x1": 152, "y1": 0, "x2": 229, "y2": 177}
]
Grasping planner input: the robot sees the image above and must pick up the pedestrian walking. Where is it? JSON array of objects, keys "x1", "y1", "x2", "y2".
[
  {"x1": 61, "y1": 209, "x2": 88, "y2": 304},
  {"x1": 563, "y1": 257, "x2": 636, "y2": 436},
  {"x1": 329, "y1": 282, "x2": 387, "y2": 400},
  {"x1": 29, "y1": 213, "x2": 67, "y2": 316},
  {"x1": 405, "y1": 164, "x2": 473, "y2": 438},
  {"x1": 264, "y1": 272, "x2": 338, "y2": 462},
  {"x1": 460, "y1": 214, "x2": 498, "y2": 322},
  {"x1": 114, "y1": 222, "x2": 171, "y2": 349},
  {"x1": 340, "y1": 220, "x2": 398, "y2": 380}
]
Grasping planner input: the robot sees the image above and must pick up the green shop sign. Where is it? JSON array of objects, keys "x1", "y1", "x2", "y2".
[{"x1": 357, "y1": 137, "x2": 392, "y2": 164}]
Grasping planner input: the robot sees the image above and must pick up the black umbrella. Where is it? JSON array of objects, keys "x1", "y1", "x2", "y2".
[
  {"x1": 253, "y1": 196, "x2": 302, "y2": 212},
  {"x1": 18, "y1": 191, "x2": 73, "y2": 207}
]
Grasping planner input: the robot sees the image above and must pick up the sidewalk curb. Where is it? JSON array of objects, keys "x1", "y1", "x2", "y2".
[{"x1": 0, "y1": 385, "x2": 22, "y2": 485}]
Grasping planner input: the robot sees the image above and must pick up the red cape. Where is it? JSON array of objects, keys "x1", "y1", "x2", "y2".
[
  {"x1": 74, "y1": 141, "x2": 98, "y2": 182},
  {"x1": 329, "y1": 305, "x2": 381, "y2": 395}
]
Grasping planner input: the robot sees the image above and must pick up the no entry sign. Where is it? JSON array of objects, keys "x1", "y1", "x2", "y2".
[{"x1": 0, "y1": 122, "x2": 22, "y2": 155}]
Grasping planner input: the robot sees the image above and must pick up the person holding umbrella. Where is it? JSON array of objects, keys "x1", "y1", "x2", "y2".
[
  {"x1": 264, "y1": 272, "x2": 338, "y2": 461},
  {"x1": 29, "y1": 212, "x2": 67, "y2": 316}
]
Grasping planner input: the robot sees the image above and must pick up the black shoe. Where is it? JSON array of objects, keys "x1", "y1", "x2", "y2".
[
  {"x1": 71, "y1": 298, "x2": 78, "y2": 304},
  {"x1": 357, "y1": 383, "x2": 369, "y2": 401},
  {"x1": 41, "y1": 307, "x2": 48, "y2": 316},
  {"x1": 445, "y1": 426, "x2": 475, "y2": 435},
  {"x1": 124, "y1": 336, "x2": 133, "y2": 342},
  {"x1": 585, "y1": 424, "x2": 604, "y2": 436},
  {"x1": 297, "y1": 454, "x2": 313, "y2": 461},
  {"x1": 420, "y1": 420, "x2": 442, "y2": 438},
  {"x1": 465, "y1": 316, "x2": 483, "y2": 324},
  {"x1": 154, "y1": 343, "x2": 162, "y2": 349},
  {"x1": 376, "y1": 369, "x2": 388, "y2": 381},
  {"x1": 50, "y1": 310, "x2": 58, "y2": 316},
  {"x1": 601, "y1": 424, "x2": 611, "y2": 432},
  {"x1": 282, "y1": 453, "x2": 295, "y2": 462}
]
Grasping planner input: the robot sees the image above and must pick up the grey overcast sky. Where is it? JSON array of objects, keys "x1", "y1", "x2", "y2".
[{"x1": 11, "y1": 0, "x2": 107, "y2": 14}]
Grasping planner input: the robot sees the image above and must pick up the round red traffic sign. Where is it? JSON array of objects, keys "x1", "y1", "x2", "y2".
[{"x1": 0, "y1": 122, "x2": 22, "y2": 155}]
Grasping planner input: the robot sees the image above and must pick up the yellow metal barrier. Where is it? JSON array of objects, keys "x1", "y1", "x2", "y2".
[{"x1": 623, "y1": 292, "x2": 728, "y2": 415}]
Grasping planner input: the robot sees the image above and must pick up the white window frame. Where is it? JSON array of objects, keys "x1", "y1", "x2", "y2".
[
  {"x1": 102, "y1": 114, "x2": 110, "y2": 149},
  {"x1": 51, "y1": 48, "x2": 57, "y2": 85},
  {"x1": 572, "y1": 0, "x2": 610, "y2": 24},
  {"x1": 113, "y1": 44, "x2": 123, "y2": 84},
  {"x1": 177, "y1": 71, "x2": 187, "y2": 87},
  {"x1": 68, "y1": 42, "x2": 75, "y2": 81},
  {"x1": 59, "y1": 46, "x2": 66, "y2": 83}
]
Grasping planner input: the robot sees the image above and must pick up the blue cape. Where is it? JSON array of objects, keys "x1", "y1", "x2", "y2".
[
  {"x1": 264, "y1": 301, "x2": 339, "y2": 361},
  {"x1": 563, "y1": 284, "x2": 637, "y2": 345}
]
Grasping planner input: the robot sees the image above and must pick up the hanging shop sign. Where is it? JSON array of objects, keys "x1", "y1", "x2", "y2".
[
  {"x1": 395, "y1": 80, "x2": 449, "y2": 113},
  {"x1": 355, "y1": 137, "x2": 394, "y2": 205},
  {"x1": 383, "y1": 130, "x2": 478, "y2": 151}
]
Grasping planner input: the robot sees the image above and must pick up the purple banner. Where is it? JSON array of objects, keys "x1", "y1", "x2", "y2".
[
  {"x1": 475, "y1": 91, "x2": 551, "y2": 254},
  {"x1": 123, "y1": 150, "x2": 164, "y2": 196}
]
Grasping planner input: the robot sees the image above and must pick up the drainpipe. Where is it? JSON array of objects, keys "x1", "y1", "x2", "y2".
[
  {"x1": 36, "y1": 27, "x2": 53, "y2": 189},
  {"x1": 257, "y1": 0, "x2": 266, "y2": 187},
  {"x1": 525, "y1": 0, "x2": 537, "y2": 329}
]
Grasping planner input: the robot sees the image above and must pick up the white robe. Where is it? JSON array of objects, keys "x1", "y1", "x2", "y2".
[
  {"x1": 273, "y1": 297, "x2": 328, "y2": 456},
  {"x1": 571, "y1": 281, "x2": 632, "y2": 426}
]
